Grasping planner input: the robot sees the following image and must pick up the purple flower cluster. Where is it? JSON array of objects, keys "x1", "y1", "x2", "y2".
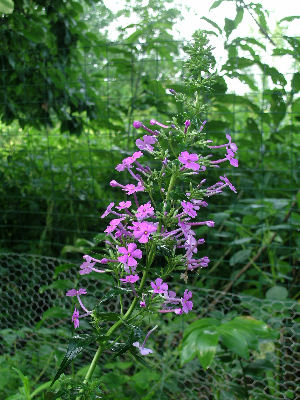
[{"x1": 65, "y1": 115, "x2": 238, "y2": 356}]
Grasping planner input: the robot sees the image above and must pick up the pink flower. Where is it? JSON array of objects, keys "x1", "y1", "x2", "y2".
[
  {"x1": 133, "y1": 342, "x2": 153, "y2": 355},
  {"x1": 133, "y1": 121, "x2": 143, "y2": 128},
  {"x1": 149, "y1": 119, "x2": 170, "y2": 128},
  {"x1": 124, "y1": 182, "x2": 145, "y2": 195},
  {"x1": 101, "y1": 202, "x2": 115, "y2": 218},
  {"x1": 225, "y1": 148, "x2": 239, "y2": 167},
  {"x1": 116, "y1": 201, "x2": 132, "y2": 210},
  {"x1": 115, "y1": 151, "x2": 143, "y2": 172},
  {"x1": 181, "y1": 289, "x2": 193, "y2": 313},
  {"x1": 128, "y1": 221, "x2": 157, "y2": 243},
  {"x1": 136, "y1": 135, "x2": 157, "y2": 152},
  {"x1": 184, "y1": 120, "x2": 191, "y2": 133},
  {"x1": 220, "y1": 175, "x2": 237, "y2": 193},
  {"x1": 79, "y1": 255, "x2": 107, "y2": 275},
  {"x1": 136, "y1": 202, "x2": 154, "y2": 220},
  {"x1": 104, "y1": 218, "x2": 124, "y2": 234},
  {"x1": 118, "y1": 243, "x2": 142, "y2": 267},
  {"x1": 72, "y1": 307, "x2": 80, "y2": 329},
  {"x1": 140, "y1": 300, "x2": 146, "y2": 307},
  {"x1": 66, "y1": 288, "x2": 87, "y2": 297},
  {"x1": 181, "y1": 201, "x2": 199, "y2": 218},
  {"x1": 178, "y1": 151, "x2": 200, "y2": 171},
  {"x1": 120, "y1": 274, "x2": 140, "y2": 283},
  {"x1": 151, "y1": 278, "x2": 168, "y2": 294}
]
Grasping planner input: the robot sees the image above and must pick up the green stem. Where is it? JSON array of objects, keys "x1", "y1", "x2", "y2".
[{"x1": 82, "y1": 270, "x2": 148, "y2": 386}]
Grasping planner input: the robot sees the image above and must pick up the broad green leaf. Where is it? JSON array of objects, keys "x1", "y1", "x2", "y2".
[
  {"x1": 181, "y1": 328, "x2": 219, "y2": 369},
  {"x1": 54, "y1": 263, "x2": 75, "y2": 278},
  {"x1": 291, "y1": 72, "x2": 300, "y2": 93},
  {"x1": 183, "y1": 318, "x2": 220, "y2": 340},
  {"x1": 229, "y1": 249, "x2": 251, "y2": 266},
  {"x1": 218, "y1": 326, "x2": 249, "y2": 359},
  {"x1": 224, "y1": 18, "x2": 235, "y2": 39},
  {"x1": 51, "y1": 334, "x2": 96, "y2": 385},
  {"x1": 266, "y1": 286, "x2": 288, "y2": 300},
  {"x1": 35, "y1": 307, "x2": 69, "y2": 329},
  {"x1": 0, "y1": 0, "x2": 14, "y2": 13},
  {"x1": 201, "y1": 17, "x2": 222, "y2": 34},
  {"x1": 39, "y1": 279, "x2": 74, "y2": 293},
  {"x1": 232, "y1": 317, "x2": 277, "y2": 340}
]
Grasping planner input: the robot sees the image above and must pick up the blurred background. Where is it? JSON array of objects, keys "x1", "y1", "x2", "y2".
[{"x1": 0, "y1": 0, "x2": 299, "y2": 398}]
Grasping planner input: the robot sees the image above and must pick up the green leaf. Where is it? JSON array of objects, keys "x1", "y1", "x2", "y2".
[
  {"x1": 54, "y1": 263, "x2": 75, "y2": 278},
  {"x1": 183, "y1": 318, "x2": 220, "y2": 339},
  {"x1": 224, "y1": 18, "x2": 235, "y2": 39},
  {"x1": 210, "y1": 0, "x2": 225, "y2": 10},
  {"x1": 39, "y1": 279, "x2": 74, "y2": 293},
  {"x1": 181, "y1": 328, "x2": 219, "y2": 369},
  {"x1": 279, "y1": 15, "x2": 300, "y2": 24},
  {"x1": 201, "y1": 17, "x2": 222, "y2": 34},
  {"x1": 291, "y1": 72, "x2": 300, "y2": 93},
  {"x1": 229, "y1": 249, "x2": 251, "y2": 266},
  {"x1": 218, "y1": 326, "x2": 249, "y2": 359},
  {"x1": 230, "y1": 237, "x2": 252, "y2": 245},
  {"x1": 0, "y1": 0, "x2": 14, "y2": 14},
  {"x1": 31, "y1": 381, "x2": 52, "y2": 398},
  {"x1": 51, "y1": 334, "x2": 96, "y2": 385},
  {"x1": 35, "y1": 307, "x2": 69, "y2": 329},
  {"x1": 266, "y1": 286, "x2": 288, "y2": 300},
  {"x1": 12, "y1": 368, "x2": 31, "y2": 400}
]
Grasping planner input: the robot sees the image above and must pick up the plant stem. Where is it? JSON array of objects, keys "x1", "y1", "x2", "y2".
[{"x1": 81, "y1": 269, "x2": 148, "y2": 386}]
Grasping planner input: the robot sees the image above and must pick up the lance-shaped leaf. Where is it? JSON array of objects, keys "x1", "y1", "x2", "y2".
[{"x1": 51, "y1": 334, "x2": 96, "y2": 385}]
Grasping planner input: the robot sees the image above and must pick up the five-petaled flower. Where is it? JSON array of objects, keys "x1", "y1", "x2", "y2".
[
  {"x1": 181, "y1": 201, "x2": 199, "y2": 218},
  {"x1": 66, "y1": 288, "x2": 87, "y2": 297},
  {"x1": 118, "y1": 243, "x2": 142, "y2": 268},
  {"x1": 136, "y1": 135, "x2": 157, "y2": 153},
  {"x1": 120, "y1": 274, "x2": 140, "y2": 283},
  {"x1": 128, "y1": 221, "x2": 157, "y2": 243},
  {"x1": 178, "y1": 151, "x2": 200, "y2": 171},
  {"x1": 151, "y1": 278, "x2": 168, "y2": 294},
  {"x1": 136, "y1": 202, "x2": 154, "y2": 220}
]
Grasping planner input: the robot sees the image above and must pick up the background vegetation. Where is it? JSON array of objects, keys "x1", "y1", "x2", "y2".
[{"x1": 0, "y1": 0, "x2": 299, "y2": 398}]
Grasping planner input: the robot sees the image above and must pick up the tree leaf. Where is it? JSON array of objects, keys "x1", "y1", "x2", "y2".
[
  {"x1": 0, "y1": 0, "x2": 14, "y2": 14},
  {"x1": 201, "y1": 17, "x2": 222, "y2": 34},
  {"x1": 291, "y1": 72, "x2": 300, "y2": 93},
  {"x1": 266, "y1": 286, "x2": 288, "y2": 300},
  {"x1": 210, "y1": 0, "x2": 225, "y2": 11},
  {"x1": 279, "y1": 15, "x2": 300, "y2": 24}
]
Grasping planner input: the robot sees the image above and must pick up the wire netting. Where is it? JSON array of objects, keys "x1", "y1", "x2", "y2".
[{"x1": 1, "y1": 253, "x2": 299, "y2": 399}]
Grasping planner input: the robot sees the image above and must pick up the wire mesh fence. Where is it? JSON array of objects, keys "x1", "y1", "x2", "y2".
[{"x1": 0, "y1": 253, "x2": 299, "y2": 399}]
